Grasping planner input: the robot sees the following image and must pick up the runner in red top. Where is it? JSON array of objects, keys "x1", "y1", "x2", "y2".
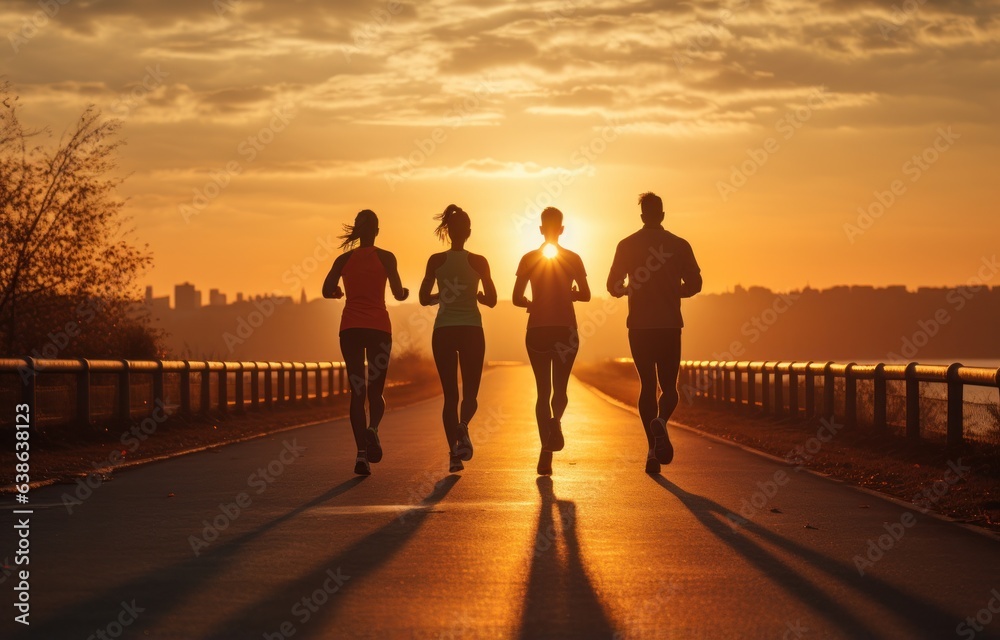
[{"x1": 323, "y1": 209, "x2": 409, "y2": 476}]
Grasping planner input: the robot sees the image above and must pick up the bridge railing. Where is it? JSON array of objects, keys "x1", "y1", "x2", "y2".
[
  {"x1": 679, "y1": 360, "x2": 1000, "y2": 447},
  {"x1": 0, "y1": 358, "x2": 349, "y2": 429}
]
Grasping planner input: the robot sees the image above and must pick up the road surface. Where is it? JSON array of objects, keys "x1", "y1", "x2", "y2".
[{"x1": 5, "y1": 365, "x2": 1000, "y2": 639}]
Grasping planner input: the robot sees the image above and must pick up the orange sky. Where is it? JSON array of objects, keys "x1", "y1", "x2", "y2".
[{"x1": 3, "y1": 0, "x2": 999, "y2": 303}]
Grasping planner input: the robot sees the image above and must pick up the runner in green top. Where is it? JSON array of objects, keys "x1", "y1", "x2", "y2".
[{"x1": 419, "y1": 204, "x2": 498, "y2": 473}]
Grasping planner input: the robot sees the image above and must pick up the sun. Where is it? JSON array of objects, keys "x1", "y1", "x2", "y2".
[{"x1": 542, "y1": 243, "x2": 558, "y2": 259}]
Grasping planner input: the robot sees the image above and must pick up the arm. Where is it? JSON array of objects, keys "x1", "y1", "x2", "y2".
[
  {"x1": 571, "y1": 276, "x2": 591, "y2": 303},
  {"x1": 571, "y1": 255, "x2": 591, "y2": 302},
  {"x1": 512, "y1": 274, "x2": 530, "y2": 309},
  {"x1": 606, "y1": 242, "x2": 628, "y2": 298},
  {"x1": 470, "y1": 254, "x2": 498, "y2": 308},
  {"x1": 419, "y1": 254, "x2": 443, "y2": 306},
  {"x1": 322, "y1": 253, "x2": 351, "y2": 299},
  {"x1": 512, "y1": 254, "x2": 531, "y2": 309},
  {"x1": 377, "y1": 249, "x2": 409, "y2": 301},
  {"x1": 679, "y1": 243, "x2": 703, "y2": 298}
]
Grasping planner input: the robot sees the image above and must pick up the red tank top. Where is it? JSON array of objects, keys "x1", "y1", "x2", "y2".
[{"x1": 340, "y1": 247, "x2": 392, "y2": 333}]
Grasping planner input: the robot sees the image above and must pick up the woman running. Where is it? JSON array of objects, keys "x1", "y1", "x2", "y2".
[
  {"x1": 512, "y1": 207, "x2": 591, "y2": 475},
  {"x1": 322, "y1": 209, "x2": 409, "y2": 476},
  {"x1": 419, "y1": 204, "x2": 498, "y2": 473}
]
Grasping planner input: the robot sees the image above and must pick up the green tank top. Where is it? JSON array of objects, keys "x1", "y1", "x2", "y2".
[{"x1": 434, "y1": 250, "x2": 482, "y2": 328}]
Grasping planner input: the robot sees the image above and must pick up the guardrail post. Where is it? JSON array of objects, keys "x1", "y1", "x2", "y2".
[
  {"x1": 250, "y1": 363, "x2": 260, "y2": 410},
  {"x1": 234, "y1": 363, "x2": 244, "y2": 414},
  {"x1": 873, "y1": 363, "x2": 887, "y2": 432},
  {"x1": 698, "y1": 360, "x2": 715, "y2": 402},
  {"x1": 200, "y1": 363, "x2": 211, "y2": 417},
  {"x1": 789, "y1": 365, "x2": 799, "y2": 419},
  {"x1": 761, "y1": 364, "x2": 771, "y2": 416},
  {"x1": 339, "y1": 365, "x2": 347, "y2": 394},
  {"x1": 218, "y1": 363, "x2": 228, "y2": 415},
  {"x1": 713, "y1": 363, "x2": 723, "y2": 404},
  {"x1": 289, "y1": 364, "x2": 298, "y2": 404},
  {"x1": 823, "y1": 362, "x2": 835, "y2": 420},
  {"x1": 905, "y1": 362, "x2": 920, "y2": 440},
  {"x1": 946, "y1": 363, "x2": 964, "y2": 447},
  {"x1": 700, "y1": 363, "x2": 709, "y2": 402},
  {"x1": 722, "y1": 364, "x2": 731, "y2": 406},
  {"x1": 844, "y1": 363, "x2": 857, "y2": 429},
  {"x1": 277, "y1": 364, "x2": 286, "y2": 405},
  {"x1": 119, "y1": 360, "x2": 132, "y2": 427},
  {"x1": 22, "y1": 358, "x2": 37, "y2": 424},
  {"x1": 327, "y1": 364, "x2": 335, "y2": 402},
  {"x1": 77, "y1": 358, "x2": 91, "y2": 428},
  {"x1": 804, "y1": 364, "x2": 816, "y2": 420},
  {"x1": 314, "y1": 367, "x2": 322, "y2": 403},
  {"x1": 747, "y1": 367, "x2": 756, "y2": 411},
  {"x1": 301, "y1": 365, "x2": 309, "y2": 402},
  {"x1": 773, "y1": 364, "x2": 784, "y2": 419},
  {"x1": 734, "y1": 364, "x2": 743, "y2": 410},
  {"x1": 180, "y1": 361, "x2": 191, "y2": 417},
  {"x1": 153, "y1": 360, "x2": 165, "y2": 416},
  {"x1": 265, "y1": 364, "x2": 274, "y2": 410}
]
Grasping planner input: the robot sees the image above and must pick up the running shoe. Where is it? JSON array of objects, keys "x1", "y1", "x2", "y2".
[
  {"x1": 537, "y1": 450, "x2": 553, "y2": 475},
  {"x1": 365, "y1": 427, "x2": 383, "y2": 463},
  {"x1": 649, "y1": 417, "x2": 673, "y2": 465},
  {"x1": 547, "y1": 418, "x2": 565, "y2": 452},
  {"x1": 645, "y1": 455, "x2": 661, "y2": 475},
  {"x1": 456, "y1": 421, "x2": 474, "y2": 461},
  {"x1": 354, "y1": 453, "x2": 371, "y2": 476},
  {"x1": 449, "y1": 454, "x2": 465, "y2": 473}
]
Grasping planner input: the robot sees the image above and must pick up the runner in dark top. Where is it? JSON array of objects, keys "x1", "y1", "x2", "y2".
[
  {"x1": 607, "y1": 192, "x2": 702, "y2": 474},
  {"x1": 419, "y1": 204, "x2": 498, "y2": 473},
  {"x1": 323, "y1": 209, "x2": 409, "y2": 476},
  {"x1": 513, "y1": 207, "x2": 591, "y2": 475}
]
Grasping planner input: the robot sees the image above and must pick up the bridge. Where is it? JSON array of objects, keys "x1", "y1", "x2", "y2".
[{"x1": 2, "y1": 361, "x2": 1000, "y2": 638}]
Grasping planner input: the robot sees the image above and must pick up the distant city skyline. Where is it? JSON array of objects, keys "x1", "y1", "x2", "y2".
[{"x1": 145, "y1": 283, "x2": 302, "y2": 311}]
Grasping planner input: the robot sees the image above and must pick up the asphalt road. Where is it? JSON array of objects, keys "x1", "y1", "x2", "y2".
[{"x1": 5, "y1": 365, "x2": 1000, "y2": 639}]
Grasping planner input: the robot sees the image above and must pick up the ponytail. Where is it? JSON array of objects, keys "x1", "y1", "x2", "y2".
[
  {"x1": 433, "y1": 204, "x2": 470, "y2": 243},
  {"x1": 339, "y1": 209, "x2": 378, "y2": 250}
]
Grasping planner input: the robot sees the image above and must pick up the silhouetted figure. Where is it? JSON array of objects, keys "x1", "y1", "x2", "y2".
[
  {"x1": 513, "y1": 207, "x2": 591, "y2": 475},
  {"x1": 419, "y1": 204, "x2": 498, "y2": 473},
  {"x1": 323, "y1": 209, "x2": 409, "y2": 475},
  {"x1": 607, "y1": 192, "x2": 702, "y2": 474}
]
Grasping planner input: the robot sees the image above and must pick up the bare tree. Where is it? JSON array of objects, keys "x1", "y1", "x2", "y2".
[{"x1": 0, "y1": 82, "x2": 159, "y2": 358}]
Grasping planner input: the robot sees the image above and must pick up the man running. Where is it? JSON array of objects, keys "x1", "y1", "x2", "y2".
[{"x1": 607, "y1": 192, "x2": 702, "y2": 474}]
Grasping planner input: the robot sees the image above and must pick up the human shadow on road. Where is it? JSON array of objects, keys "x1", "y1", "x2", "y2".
[
  {"x1": 653, "y1": 476, "x2": 963, "y2": 638},
  {"x1": 517, "y1": 476, "x2": 616, "y2": 640},
  {"x1": 201, "y1": 474, "x2": 461, "y2": 639},
  {"x1": 15, "y1": 475, "x2": 368, "y2": 640}
]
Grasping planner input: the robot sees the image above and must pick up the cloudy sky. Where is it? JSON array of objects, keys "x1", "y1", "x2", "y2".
[{"x1": 3, "y1": 0, "x2": 999, "y2": 302}]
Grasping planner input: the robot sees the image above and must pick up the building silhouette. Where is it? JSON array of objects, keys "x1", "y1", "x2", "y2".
[
  {"x1": 175, "y1": 282, "x2": 202, "y2": 312},
  {"x1": 209, "y1": 288, "x2": 227, "y2": 306}
]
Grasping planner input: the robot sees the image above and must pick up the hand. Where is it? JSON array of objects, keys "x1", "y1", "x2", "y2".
[
  {"x1": 570, "y1": 285, "x2": 581, "y2": 301},
  {"x1": 331, "y1": 285, "x2": 344, "y2": 299},
  {"x1": 609, "y1": 281, "x2": 627, "y2": 299},
  {"x1": 396, "y1": 287, "x2": 410, "y2": 301},
  {"x1": 477, "y1": 291, "x2": 488, "y2": 304}
]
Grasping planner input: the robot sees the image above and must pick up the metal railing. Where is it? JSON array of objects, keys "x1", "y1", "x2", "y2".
[
  {"x1": 679, "y1": 360, "x2": 1000, "y2": 446},
  {"x1": 0, "y1": 358, "x2": 349, "y2": 429}
]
